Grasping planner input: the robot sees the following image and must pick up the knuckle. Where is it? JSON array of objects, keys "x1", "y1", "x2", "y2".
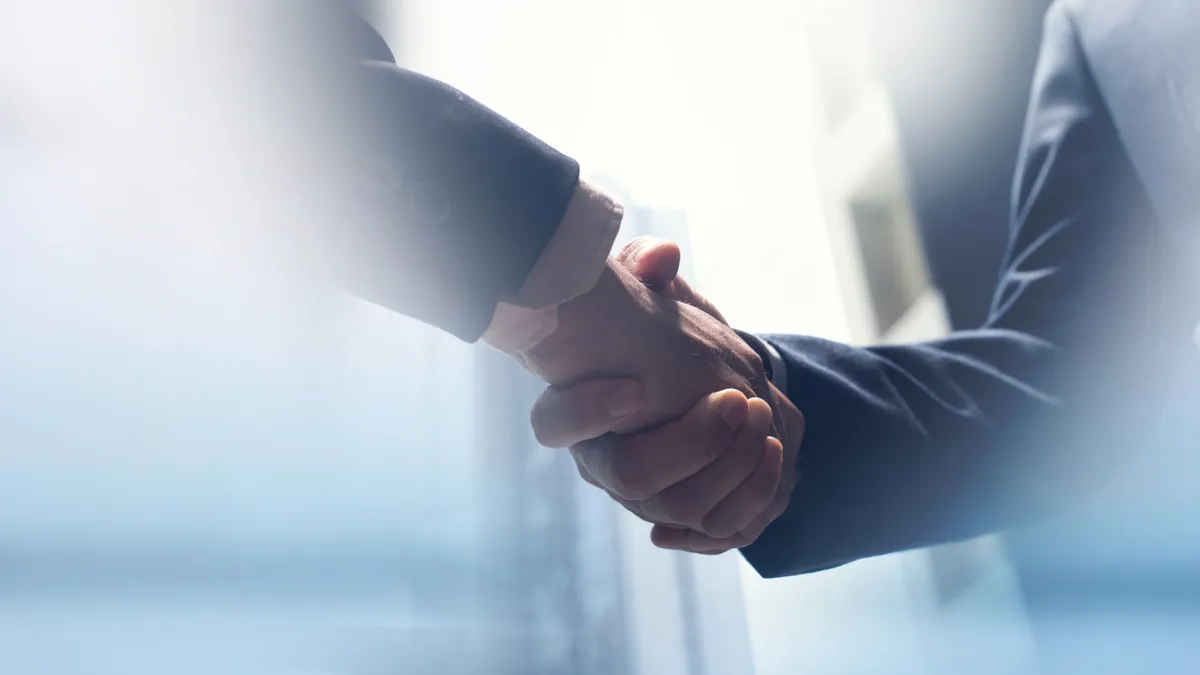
[
  {"x1": 735, "y1": 341, "x2": 767, "y2": 387},
  {"x1": 617, "y1": 481, "x2": 655, "y2": 502},
  {"x1": 657, "y1": 498, "x2": 707, "y2": 529},
  {"x1": 529, "y1": 397, "x2": 559, "y2": 447},
  {"x1": 573, "y1": 458, "x2": 601, "y2": 488},
  {"x1": 699, "y1": 536, "x2": 739, "y2": 555},
  {"x1": 700, "y1": 513, "x2": 742, "y2": 541},
  {"x1": 607, "y1": 458, "x2": 655, "y2": 501},
  {"x1": 571, "y1": 443, "x2": 609, "y2": 483},
  {"x1": 623, "y1": 502, "x2": 658, "y2": 525}
]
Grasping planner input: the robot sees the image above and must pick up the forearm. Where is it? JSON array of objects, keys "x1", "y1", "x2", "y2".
[
  {"x1": 739, "y1": 3, "x2": 1197, "y2": 577},
  {"x1": 338, "y1": 62, "x2": 587, "y2": 341},
  {"x1": 330, "y1": 15, "x2": 622, "y2": 342},
  {"x1": 742, "y1": 330, "x2": 1068, "y2": 576}
]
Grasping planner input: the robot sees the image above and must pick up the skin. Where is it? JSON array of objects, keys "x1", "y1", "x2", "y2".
[{"x1": 528, "y1": 237, "x2": 804, "y2": 553}]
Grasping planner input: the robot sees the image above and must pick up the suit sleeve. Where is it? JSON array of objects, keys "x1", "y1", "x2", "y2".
[
  {"x1": 740, "y1": 3, "x2": 1193, "y2": 578},
  {"x1": 326, "y1": 17, "x2": 598, "y2": 342}
]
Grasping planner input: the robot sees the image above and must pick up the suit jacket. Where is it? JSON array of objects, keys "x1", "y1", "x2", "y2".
[
  {"x1": 742, "y1": 0, "x2": 1200, "y2": 578},
  {"x1": 331, "y1": 14, "x2": 588, "y2": 342}
]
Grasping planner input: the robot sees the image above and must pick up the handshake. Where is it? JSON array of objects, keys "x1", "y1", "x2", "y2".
[{"x1": 515, "y1": 238, "x2": 805, "y2": 554}]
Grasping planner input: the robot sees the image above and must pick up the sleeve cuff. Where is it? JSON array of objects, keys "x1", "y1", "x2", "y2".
[
  {"x1": 482, "y1": 179, "x2": 623, "y2": 354},
  {"x1": 734, "y1": 330, "x2": 789, "y2": 397},
  {"x1": 761, "y1": 337, "x2": 788, "y2": 397}
]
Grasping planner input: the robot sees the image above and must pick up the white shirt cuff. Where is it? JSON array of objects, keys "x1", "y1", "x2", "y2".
[{"x1": 482, "y1": 179, "x2": 623, "y2": 354}]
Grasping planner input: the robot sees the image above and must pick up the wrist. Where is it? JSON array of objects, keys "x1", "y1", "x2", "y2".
[
  {"x1": 734, "y1": 330, "x2": 787, "y2": 396},
  {"x1": 482, "y1": 180, "x2": 623, "y2": 356}
]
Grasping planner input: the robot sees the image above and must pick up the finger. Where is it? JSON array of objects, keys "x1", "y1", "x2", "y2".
[
  {"x1": 616, "y1": 236, "x2": 681, "y2": 290},
  {"x1": 637, "y1": 397, "x2": 774, "y2": 529},
  {"x1": 614, "y1": 236, "x2": 728, "y2": 325},
  {"x1": 699, "y1": 436, "x2": 784, "y2": 540},
  {"x1": 530, "y1": 378, "x2": 645, "y2": 448},
  {"x1": 655, "y1": 497, "x2": 788, "y2": 554},
  {"x1": 649, "y1": 472, "x2": 792, "y2": 555},
  {"x1": 650, "y1": 523, "x2": 743, "y2": 554},
  {"x1": 575, "y1": 389, "x2": 749, "y2": 501}
]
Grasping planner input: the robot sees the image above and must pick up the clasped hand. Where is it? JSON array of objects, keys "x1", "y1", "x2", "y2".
[{"x1": 522, "y1": 238, "x2": 804, "y2": 553}]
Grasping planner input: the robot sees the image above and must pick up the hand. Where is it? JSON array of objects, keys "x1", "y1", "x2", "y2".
[
  {"x1": 529, "y1": 237, "x2": 805, "y2": 552},
  {"x1": 533, "y1": 382, "x2": 785, "y2": 545},
  {"x1": 521, "y1": 246, "x2": 771, "y2": 435},
  {"x1": 650, "y1": 378, "x2": 802, "y2": 553},
  {"x1": 624, "y1": 238, "x2": 805, "y2": 551}
]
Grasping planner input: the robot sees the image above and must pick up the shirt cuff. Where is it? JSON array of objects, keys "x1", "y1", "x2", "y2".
[
  {"x1": 761, "y1": 337, "x2": 788, "y2": 397},
  {"x1": 482, "y1": 179, "x2": 623, "y2": 354}
]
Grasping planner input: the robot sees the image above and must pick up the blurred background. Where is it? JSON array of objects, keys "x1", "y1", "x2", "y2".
[
  {"x1": 9, "y1": 0, "x2": 1191, "y2": 673},
  {"x1": 373, "y1": 0, "x2": 1052, "y2": 673}
]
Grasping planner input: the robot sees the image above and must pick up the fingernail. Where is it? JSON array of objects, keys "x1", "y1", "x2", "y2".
[
  {"x1": 716, "y1": 393, "x2": 748, "y2": 429},
  {"x1": 764, "y1": 436, "x2": 784, "y2": 462},
  {"x1": 607, "y1": 381, "x2": 646, "y2": 418},
  {"x1": 747, "y1": 399, "x2": 773, "y2": 433}
]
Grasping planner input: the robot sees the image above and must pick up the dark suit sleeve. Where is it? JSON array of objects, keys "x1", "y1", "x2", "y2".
[
  {"x1": 326, "y1": 17, "x2": 581, "y2": 342},
  {"x1": 741, "y1": 3, "x2": 1192, "y2": 577}
]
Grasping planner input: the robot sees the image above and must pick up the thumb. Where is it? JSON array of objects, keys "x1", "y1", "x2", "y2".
[
  {"x1": 667, "y1": 275, "x2": 727, "y2": 324},
  {"x1": 616, "y1": 236, "x2": 681, "y2": 290},
  {"x1": 614, "y1": 236, "x2": 728, "y2": 325}
]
